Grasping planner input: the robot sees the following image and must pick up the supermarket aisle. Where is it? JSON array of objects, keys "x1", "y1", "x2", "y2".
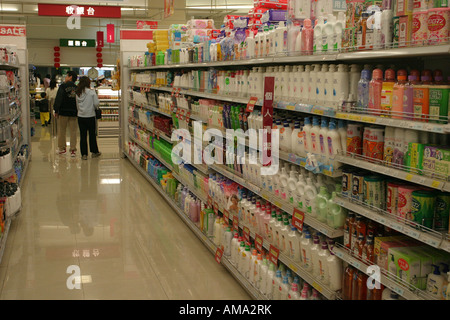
[{"x1": 0, "y1": 125, "x2": 251, "y2": 300}]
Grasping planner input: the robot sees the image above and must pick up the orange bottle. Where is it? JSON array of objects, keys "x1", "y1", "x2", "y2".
[
  {"x1": 356, "y1": 234, "x2": 366, "y2": 259},
  {"x1": 367, "y1": 283, "x2": 384, "y2": 300},
  {"x1": 356, "y1": 215, "x2": 367, "y2": 240},
  {"x1": 362, "y1": 234, "x2": 375, "y2": 263},
  {"x1": 352, "y1": 271, "x2": 368, "y2": 300},
  {"x1": 343, "y1": 265, "x2": 355, "y2": 300}
]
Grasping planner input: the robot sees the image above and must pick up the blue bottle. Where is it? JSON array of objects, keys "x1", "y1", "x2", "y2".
[{"x1": 357, "y1": 69, "x2": 371, "y2": 113}]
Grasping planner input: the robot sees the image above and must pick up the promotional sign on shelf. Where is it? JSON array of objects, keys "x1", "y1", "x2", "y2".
[
  {"x1": 245, "y1": 96, "x2": 258, "y2": 113},
  {"x1": 292, "y1": 208, "x2": 305, "y2": 232},
  {"x1": 96, "y1": 31, "x2": 104, "y2": 47},
  {"x1": 262, "y1": 77, "x2": 275, "y2": 167},
  {"x1": 0, "y1": 26, "x2": 26, "y2": 37},
  {"x1": 268, "y1": 244, "x2": 280, "y2": 265},
  {"x1": 254, "y1": 234, "x2": 264, "y2": 253}
]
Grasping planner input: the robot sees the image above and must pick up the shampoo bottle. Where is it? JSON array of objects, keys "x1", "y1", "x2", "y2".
[{"x1": 301, "y1": 19, "x2": 314, "y2": 55}]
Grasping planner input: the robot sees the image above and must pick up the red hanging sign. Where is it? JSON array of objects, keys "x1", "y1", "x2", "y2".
[
  {"x1": 268, "y1": 244, "x2": 280, "y2": 265},
  {"x1": 232, "y1": 216, "x2": 239, "y2": 232},
  {"x1": 38, "y1": 4, "x2": 121, "y2": 18},
  {"x1": 107, "y1": 24, "x2": 115, "y2": 43},
  {"x1": 262, "y1": 77, "x2": 275, "y2": 167},
  {"x1": 96, "y1": 31, "x2": 104, "y2": 47},
  {"x1": 215, "y1": 247, "x2": 223, "y2": 264},
  {"x1": 254, "y1": 234, "x2": 264, "y2": 253},
  {"x1": 136, "y1": 21, "x2": 159, "y2": 29},
  {"x1": 246, "y1": 96, "x2": 258, "y2": 113},
  {"x1": 0, "y1": 26, "x2": 26, "y2": 37},
  {"x1": 243, "y1": 226, "x2": 250, "y2": 243}
]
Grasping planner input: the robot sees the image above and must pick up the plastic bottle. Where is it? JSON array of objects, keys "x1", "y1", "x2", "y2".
[
  {"x1": 316, "y1": 242, "x2": 331, "y2": 283},
  {"x1": 427, "y1": 264, "x2": 446, "y2": 298},
  {"x1": 301, "y1": 231, "x2": 313, "y2": 271},
  {"x1": 333, "y1": 64, "x2": 350, "y2": 107},
  {"x1": 323, "y1": 15, "x2": 336, "y2": 53},
  {"x1": 316, "y1": 186, "x2": 331, "y2": 223},
  {"x1": 275, "y1": 21, "x2": 288, "y2": 54},
  {"x1": 274, "y1": 213, "x2": 283, "y2": 249},
  {"x1": 287, "y1": 225, "x2": 301, "y2": 261},
  {"x1": 403, "y1": 71, "x2": 419, "y2": 120},
  {"x1": 324, "y1": 64, "x2": 336, "y2": 107},
  {"x1": 333, "y1": 12, "x2": 345, "y2": 52},
  {"x1": 291, "y1": 121, "x2": 302, "y2": 156},
  {"x1": 304, "y1": 177, "x2": 318, "y2": 215},
  {"x1": 357, "y1": 68, "x2": 371, "y2": 112},
  {"x1": 310, "y1": 116, "x2": 321, "y2": 154},
  {"x1": 368, "y1": 68, "x2": 383, "y2": 115},
  {"x1": 317, "y1": 64, "x2": 328, "y2": 105},
  {"x1": 326, "y1": 120, "x2": 342, "y2": 166},
  {"x1": 288, "y1": 282, "x2": 301, "y2": 300},
  {"x1": 265, "y1": 262, "x2": 276, "y2": 299},
  {"x1": 280, "y1": 275, "x2": 290, "y2": 300},
  {"x1": 309, "y1": 64, "x2": 320, "y2": 104},
  {"x1": 391, "y1": 69, "x2": 408, "y2": 119},
  {"x1": 313, "y1": 16, "x2": 325, "y2": 54},
  {"x1": 287, "y1": 170, "x2": 299, "y2": 205},
  {"x1": 380, "y1": 68, "x2": 396, "y2": 117},
  {"x1": 380, "y1": 9, "x2": 393, "y2": 48},
  {"x1": 223, "y1": 227, "x2": 233, "y2": 257},
  {"x1": 299, "y1": 282, "x2": 310, "y2": 300},
  {"x1": 259, "y1": 258, "x2": 268, "y2": 295},
  {"x1": 272, "y1": 270, "x2": 283, "y2": 300},
  {"x1": 294, "y1": 173, "x2": 306, "y2": 209},
  {"x1": 303, "y1": 117, "x2": 312, "y2": 154},
  {"x1": 280, "y1": 217, "x2": 290, "y2": 253},
  {"x1": 310, "y1": 235, "x2": 321, "y2": 277},
  {"x1": 301, "y1": 19, "x2": 314, "y2": 55},
  {"x1": 280, "y1": 120, "x2": 293, "y2": 152},
  {"x1": 319, "y1": 118, "x2": 330, "y2": 164}
]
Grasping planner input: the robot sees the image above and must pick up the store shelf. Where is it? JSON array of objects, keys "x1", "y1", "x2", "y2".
[
  {"x1": 0, "y1": 62, "x2": 19, "y2": 70},
  {"x1": 127, "y1": 44, "x2": 450, "y2": 71},
  {"x1": 277, "y1": 150, "x2": 342, "y2": 178},
  {"x1": 334, "y1": 195, "x2": 445, "y2": 250},
  {"x1": 211, "y1": 164, "x2": 344, "y2": 238},
  {"x1": 124, "y1": 152, "x2": 265, "y2": 300},
  {"x1": 129, "y1": 118, "x2": 173, "y2": 144},
  {"x1": 0, "y1": 219, "x2": 11, "y2": 265},
  {"x1": 334, "y1": 154, "x2": 449, "y2": 192},
  {"x1": 331, "y1": 244, "x2": 437, "y2": 300}
]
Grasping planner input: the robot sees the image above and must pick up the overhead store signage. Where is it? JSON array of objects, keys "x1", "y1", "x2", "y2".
[
  {"x1": 0, "y1": 26, "x2": 26, "y2": 37},
  {"x1": 38, "y1": 3, "x2": 121, "y2": 18},
  {"x1": 120, "y1": 29, "x2": 153, "y2": 40},
  {"x1": 60, "y1": 39, "x2": 96, "y2": 47}
]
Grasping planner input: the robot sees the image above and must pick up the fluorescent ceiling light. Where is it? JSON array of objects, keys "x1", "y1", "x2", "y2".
[
  {"x1": 100, "y1": 178, "x2": 121, "y2": 185},
  {"x1": 121, "y1": 8, "x2": 145, "y2": 11},
  {"x1": 187, "y1": 5, "x2": 253, "y2": 9},
  {"x1": 0, "y1": 8, "x2": 19, "y2": 12}
]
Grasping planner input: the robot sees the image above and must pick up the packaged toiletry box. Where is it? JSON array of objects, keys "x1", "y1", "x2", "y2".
[
  {"x1": 388, "y1": 247, "x2": 422, "y2": 288},
  {"x1": 375, "y1": 235, "x2": 414, "y2": 269}
]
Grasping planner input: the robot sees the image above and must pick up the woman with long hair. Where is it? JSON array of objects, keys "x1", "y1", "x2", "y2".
[
  {"x1": 45, "y1": 78, "x2": 58, "y2": 128},
  {"x1": 75, "y1": 76, "x2": 101, "y2": 160}
]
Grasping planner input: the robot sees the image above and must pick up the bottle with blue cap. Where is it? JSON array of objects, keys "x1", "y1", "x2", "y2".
[{"x1": 357, "y1": 68, "x2": 372, "y2": 112}]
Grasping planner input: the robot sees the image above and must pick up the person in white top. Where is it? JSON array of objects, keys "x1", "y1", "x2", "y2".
[
  {"x1": 45, "y1": 78, "x2": 58, "y2": 126},
  {"x1": 75, "y1": 76, "x2": 101, "y2": 160}
]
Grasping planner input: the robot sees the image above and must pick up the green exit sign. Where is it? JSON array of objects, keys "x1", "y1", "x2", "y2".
[{"x1": 60, "y1": 39, "x2": 96, "y2": 47}]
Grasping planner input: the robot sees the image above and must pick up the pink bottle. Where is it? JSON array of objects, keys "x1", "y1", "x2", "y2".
[
  {"x1": 368, "y1": 69, "x2": 383, "y2": 116},
  {"x1": 391, "y1": 69, "x2": 408, "y2": 119},
  {"x1": 402, "y1": 70, "x2": 420, "y2": 120},
  {"x1": 301, "y1": 19, "x2": 314, "y2": 55}
]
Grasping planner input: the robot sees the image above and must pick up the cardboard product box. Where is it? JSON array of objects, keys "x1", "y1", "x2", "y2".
[
  {"x1": 407, "y1": 142, "x2": 425, "y2": 175},
  {"x1": 422, "y1": 145, "x2": 438, "y2": 177},
  {"x1": 388, "y1": 247, "x2": 422, "y2": 288},
  {"x1": 396, "y1": 0, "x2": 413, "y2": 16},
  {"x1": 342, "y1": 27, "x2": 357, "y2": 51},
  {"x1": 434, "y1": 147, "x2": 450, "y2": 179},
  {"x1": 409, "y1": 246, "x2": 434, "y2": 290},
  {"x1": 398, "y1": 14, "x2": 412, "y2": 48},
  {"x1": 374, "y1": 235, "x2": 412, "y2": 269}
]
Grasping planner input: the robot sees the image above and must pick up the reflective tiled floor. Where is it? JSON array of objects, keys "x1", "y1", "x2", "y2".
[{"x1": 0, "y1": 125, "x2": 251, "y2": 300}]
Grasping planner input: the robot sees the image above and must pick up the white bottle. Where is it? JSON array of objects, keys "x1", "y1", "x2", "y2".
[
  {"x1": 326, "y1": 120, "x2": 343, "y2": 169},
  {"x1": 309, "y1": 64, "x2": 320, "y2": 104},
  {"x1": 381, "y1": 9, "x2": 393, "y2": 49},
  {"x1": 303, "y1": 117, "x2": 312, "y2": 154},
  {"x1": 249, "y1": 249, "x2": 258, "y2": 285},
  {"x1": 288, "y1": 66, "x2": 296, "y2": 101},
  {"x1": 280, "y1": 120, "x2": 293, "y2": 153},
  {"x1": 291, "y1": 121, "x2": 301, "y2": 155},
  {"x1": 313, "y1": 16, "x2": 325, "y2": 54},
  {"x1": 304, "y1": 177, "x2": 318, "y2": 215},
  {"x1": 294, "y1": 27, "x2": 303, "y2": 53},
  {"x1": 322, "y1": 14, "x2": 335, "y2": 53},
  {"x1": 213, "y1": 215, "x2": 222, "y2": 246},
  {"x1": 310, "y1": 236, "x2": 321, "y2": 277},
  {"x1": 427, "y1": 264, "x2": 446, "y2": 298},
  {"x1": 230, "y1": 233, "x2": 239, "y2": 264},
  {"x1": 259, "y1": 258, "x2": 268, "y2": 295},
  {"x1": 287, "y1": 225, "x2": 301, "y2": 261},
  {"x1": 317, "y1": 242, "x2": 331, "y2": 283},
  {"x1": 334, "y1": 64, "x2": 350, "y2": 107},
  {"x1": 246, "y1": 32, "x2": 255, "y2": 59},
  {"x1": 287, "y1": 170, "x2": 299, "y2": 205},
  {"x1": 333, "y1": 12, "x2": 345, "y2": 52},
  {"x1": 223, "y1": 227, "x2": 233, "y2": 257},
  {"x1": 349, "y1": 64, "x2": 362, "y2": 103},
  {"x1": 272, "y1": 270, "x2": 283, "y2": 300},
  {"x1": 310, "y1": 116, "x2": 321, "y2": 154},
  {"x1": 288, "y1": 282, "x2": 301, "y2": 300},
  {"x1": 237, "y1": 241, "x2": 245, "y2": 270},
  {"x1": 301, "y1": 231, "x2": 313, "y2": 271},
  {"x1": 274, "y1": 213, "x2": 283, "y2": 248},
  {"x1": 242, "y1": 245, "x2": 251, "y2": 278},
  {"x1": 289, "y1": 23, "x2": 301, "y2": 54},
  {"x1": 317, "y1": 64, "x2": 328, "y2": 106},
  {"x1": 327, "y1": 248, "x2": 343, "y2": 290},
  {"x1": 280, "y1": 276, "x2": 290, "y2": 300},
  {"x1": 294, "y1": 173, "x2": 306, "y2": 209},
  {"x1": 281, "y1": 66, "x2": 291, "y2": 100},
  {"x1": 337, "y1": 120, "x2": 347, "y2": 155},
  {"x1": 301, "y1": 65, "x2": 311, "y2": 103},
  {"x1": 319, "y1": 118, "x2": 330, "y2": 164},
  {"x1": 279, "y1": 166, "x2": 289, "y2": 200},
  {"x1": 266, "y1": 262, "x2": 276, "y2": 299},
  {"x1": 280, "y1": 217, "x2": 290, "y2": 253},
  {"x1": 275, "y1": 21, "x2": 288, "y2": 54}
]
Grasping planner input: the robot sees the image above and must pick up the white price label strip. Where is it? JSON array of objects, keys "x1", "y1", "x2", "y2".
[{"x1": 440, "y1": 240, "x2": 450, "y2": 253}]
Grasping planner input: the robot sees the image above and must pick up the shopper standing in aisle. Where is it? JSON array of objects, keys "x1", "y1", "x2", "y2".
[
  {"x1": 38, "y1": 92, "x2": 50, "y2": 127},
  {"x1": 75, "y1": 76, "x2": 101, "y2": 160},
  {"x1": 46, "y1": 78, "x2": 58, "y2": 127},
  {"x1": 54, "y1": 71, "x2": 78, "y2": 157}
]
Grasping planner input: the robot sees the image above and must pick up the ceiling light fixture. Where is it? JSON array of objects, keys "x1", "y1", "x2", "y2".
[
  {"x1": 0, "y1": 8, "x2": 19, "y2": 12},
  {"x1": 186, "y1": 5, "x2": 253, "y2": 10}
]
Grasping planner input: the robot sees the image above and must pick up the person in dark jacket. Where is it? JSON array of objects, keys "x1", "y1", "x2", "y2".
[
  {"x1": 53, "y1": 71, "x2": 78, "y2": 157},
  {"x1": 39, "y1": 92, "x2": 50, "y2": 127}
]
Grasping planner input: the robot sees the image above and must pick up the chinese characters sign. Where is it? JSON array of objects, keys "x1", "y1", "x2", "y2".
[
  {"x1": 60, "y1": 39, "x2": 96, "y2": 47},
  {"x1": 38, "y1": 4, "x2": 121, "y2": 18},
  {"x1": 262, "y1": 77, "x2": 275, "y2": 167},
  {"x1": 332, "y1": 0, "x2": 347, "y2": 11}
]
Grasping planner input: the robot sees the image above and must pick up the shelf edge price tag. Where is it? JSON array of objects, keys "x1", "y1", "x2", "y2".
[
  {"x1": 207, "y1": 195, "x2": 213, "y2": 209},
  {"x1": 215, "y1": 247, "x2": 223, "y2": 264},
  {"x1": 268, "y1": 244, "x2": 280, "y2": 266},
  {"x1": 255, "y1": 233, "x2": 264, "y2": 253},
  {"x1": 213, "y1": 201, "x2": 219, "y2": 215},
  {"x1": 246, "y1": 96, "x2": 258, "y2": 113},
  {"x1": 292, "y1": 208, "x2": 305, "y2": 232},
  {"x1": 232, "y1": 216, "x2": 239, "y2": 232},
  {"x1": 223, "y1": 209, "x2": 230, "y2": 224}
]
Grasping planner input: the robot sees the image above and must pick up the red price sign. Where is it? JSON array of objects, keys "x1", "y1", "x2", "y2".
[
  {"x1": 213, "y1": 201, "x2": 219, "y2": 215},
  {"x1": 255, "y1": 234, "x2": 264, "y2": 253},
  {"x1": 232, "y1": 216, "x2": 239, "y2": 232},
  {"x1": 268, "y1": 244, "x2": 280, "y2": 266},
  {"x1": 292, "y1": 208, "x2": 305, "y2": 232},
  {"x1": 246, "y1": 96, "x2": 259, "y2": 113},
  {"x1": 223, "y1": 209, "x2": 230, "y2": 224},
  {"x1": 207, "y1": 195, "x2": 213, "y2": 209},
  {"x1": 215, "y1": 247, "x2": 223, "y2": 264},
  {"x1": 171, "y1": 87, "x2": 177, "y2": 97},
  {"x1": 243, "y1": 226, "x2": 250, "y2": 243}
]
